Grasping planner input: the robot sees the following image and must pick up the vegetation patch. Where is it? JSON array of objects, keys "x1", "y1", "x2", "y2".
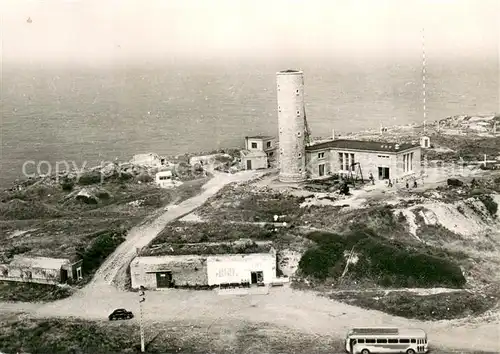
[
  {"x1": 0, "y1": 218, "x2": 135, "y2": 262},
  {"x1": 330, "y1": 289, "x2": 499, "y2": 321},
  {"x1": 300, "y1": 205, "x2": 408, "y2": 237},
  {"x1": 297, "y1": 228, "x2": 466, "y2": 288},
  {"x1": 0, "y1": 199, "x2": 63, "y2": 220},
  {"x1": 197, "y1": 185, "x2": 305, "y2": 223},
  {"x1": 0, "y1": 317, "x2": 495, "y2": 354},
  {"x1": 76, "y1": 228, "x2": 128, "y2": 279},
  {"x1": 145, "y1": 220, "x2": 305, "y2": 257},
  {"x1": 153, "y1": 221, "x2": 285, "y2": 244},
  {"x1": 476, "y1": 195, "x2": 498, "y2": 218},
  {"x1": 0, "y1": 281, "x2": 73, "y2": 302},
  {"x1": 426, "y1": 136, "x2": 500, "y2": 162}
]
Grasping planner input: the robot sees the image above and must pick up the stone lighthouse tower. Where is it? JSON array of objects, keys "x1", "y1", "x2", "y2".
[{"x1": 276, "y1": 70, "x2": 307, "y2": 183}]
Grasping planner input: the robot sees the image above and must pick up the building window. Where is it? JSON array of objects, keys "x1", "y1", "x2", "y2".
[
  {"x1": 318, "y1": 152, "x2": 325, "y2": 159},
  {"x1": 266, "y1": 141, "x2": 271, "y2": 148},
  {"x1": 403, "y1": 152, "x2": 414, "y2": 173},
  {"x1": 251, "y1": 142, "x2": 257, "y2": 149},
  {"x1": 338, "y1": 152, "x2": 352, "y2": 170}
]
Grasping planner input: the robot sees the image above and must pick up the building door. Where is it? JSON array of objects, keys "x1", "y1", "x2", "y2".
[
  {"x1": 250, "y1": 271, "x2": 264, "y2": 284},
  {"x1": 246, "y1": 160, "x2": 252, "y2": 170},
  {"x1": 60, "y1": 269, "x2": 68, "y2": 283},
  {"x1": 76, "y1": 267, "x2": 82, "y2": 280},
  {"x1": 318, "y1": 164, "x2": 325, "y2": 177},
  {"x1": 378, "y1": 167, "x2": 390, "y2": 180},
  {"x1": 156, "y1": 271, "x2": 173, "y2": 288}
]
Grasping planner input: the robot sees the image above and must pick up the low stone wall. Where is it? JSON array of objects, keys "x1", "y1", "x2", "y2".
[{"x1": 0, "y1": 275, "x2": 59, "y2": 285}]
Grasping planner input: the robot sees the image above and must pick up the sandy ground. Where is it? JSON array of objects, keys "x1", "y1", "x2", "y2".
[{"x1": 1, "y1": 284, "x2": 499, "y2": 352}]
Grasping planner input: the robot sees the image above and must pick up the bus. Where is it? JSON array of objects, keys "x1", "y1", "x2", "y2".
[{"x1": 345, "y1": 327, "x2": 429, "y2": 354}]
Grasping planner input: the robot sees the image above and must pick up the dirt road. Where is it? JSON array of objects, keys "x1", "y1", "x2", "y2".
[
  {"x1": 2, "y1": 284, "x2": 498, "y2": 352},
  {"x1": 89, "y1": 170, "x2": 263, "y2": 289}
]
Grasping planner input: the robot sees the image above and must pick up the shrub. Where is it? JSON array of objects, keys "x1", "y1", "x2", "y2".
[
  {"x1": 77, "y1": 172, "x2": 102, "y2": 186},
  {"x1": 60, "y1": 178, "x2": 74, "y2": 191},
  {"x1": 478, "y1": 195, "x2": 498, "y2": 218},
  {"x1": 5, "y1": 245, "x2": 31, "y2": 259},
  {"x1": 298, "y1": 247, "x2": 341, "y2": 280},
  {"x1": 447, "y1": 178, "x2": 464, "y2": 187},
  {"x1": 298, "y1": 229, "x2": 466, "y2": 288},
  {"x1": 118, "y1": 172, "x2": 133, "y2": 182},
  {"x1": 77, "y1": 230, "x2": 127, "y2": 274},
  {"x1": 95, "y1": 190, "x2": 110, "y2": 200},
  {"x1": 142, "y1": 194, "x2": 163, "y2": 208}
]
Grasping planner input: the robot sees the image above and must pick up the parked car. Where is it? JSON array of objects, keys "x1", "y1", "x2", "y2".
[{"x1": 108, "y1": 308, "x2": 134, "y2": 321}]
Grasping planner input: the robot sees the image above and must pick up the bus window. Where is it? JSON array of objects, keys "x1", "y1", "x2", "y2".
[
  {"x1": 377, "y1": 339, "x2": 388, "y2": 344},
  {"x1": 400, "y1": 339, "x2": 410, "y2": 344},
  {"x1": 366, "y1": 339, "x2": 376, "y2": 344},
  {"x1": 358, "y1": 339, "x2": 365, "y2": 344},
  {"x1": 411, "y1": 339, "x2": 416, "y2": 343},
  {"x1": 388, "y1": 339, "x2": 398, "y2": 343}
]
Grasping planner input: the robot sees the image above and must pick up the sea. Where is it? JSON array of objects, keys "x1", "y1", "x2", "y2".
[{"x1": 1, "y1": 56, "x2": 498, "y2": 188}]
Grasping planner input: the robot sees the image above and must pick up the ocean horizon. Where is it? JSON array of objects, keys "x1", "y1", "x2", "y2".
[{"x1": 1, "y1": 56, "x2": 498, "y2": 188}]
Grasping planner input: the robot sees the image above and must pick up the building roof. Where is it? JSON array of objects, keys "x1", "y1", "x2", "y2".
[
  {"x1": 156, "y1": 170, "x2": 173, "y2": 176},
  {"x1": 246, "y1": 135, "x2": 274, "y2": 140},
  {"x1": 10, "y1": 255, "x2": 70, "y2": 270},
  {"x1": 240, "y1": 150, "x2": 267, "y2": 158},
  {"x1": 140, "y1": 239, "x2": 274, "y2": 257},
  {"x1": 348, "y1": 328, "x2": 426, "y2": 338},
  {"x1": 277, "y1": 69, "x2": 302, "y2": 75},
  {"x1": 306, "y1": 139, "x2": 419, "y2": 153}
]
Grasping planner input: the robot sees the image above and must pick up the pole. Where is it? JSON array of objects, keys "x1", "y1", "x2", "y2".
[
  {"x1": 422, "y1": 27, "x2": 426, "y2": 132},
  {"x1": 139, "y1": 286, "x2": 146, "y2": 353}
]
